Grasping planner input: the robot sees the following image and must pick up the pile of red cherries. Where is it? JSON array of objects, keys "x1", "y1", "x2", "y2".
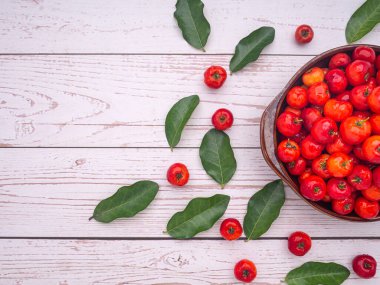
[{"x1": 276, "y1": 45, "x2": 380, "y2": 219}]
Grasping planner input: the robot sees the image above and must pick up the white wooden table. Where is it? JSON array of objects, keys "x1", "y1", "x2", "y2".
[{"x1": 1, "y1": 1, "x2": 380, "y2": 284}]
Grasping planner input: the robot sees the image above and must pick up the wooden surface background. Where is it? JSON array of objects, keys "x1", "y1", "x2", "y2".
[{"x1": 0, "y1": 1, "x2": 380, "y2": 284}]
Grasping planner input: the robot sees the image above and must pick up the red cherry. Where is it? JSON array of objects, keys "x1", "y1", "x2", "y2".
[
  {"x1": 286, "y1": 156, "x2": 307, "y2": 176},
  {"x1": 346, "y1": 60, "x2": 372, "y2": 86},
  {"x1": 301, "y1": 107, "x2": 322, "y2": 131},
  {"x1": 347, "y1": 165, "x2": 372, "y2": 191},
  {"x1": 311, "y1": 117, "x2": 338, "y2": 144},
  {"x1": 353, "y1": 254, "x2": 377, "y2": 279},
  {"x1": 353, "y1": 46, "x2": 376, "y2": 63},
  {"x1": 167, "y1": 163, "x2": 190, "y2": 186},
  {"x1": 325, "y1": 68, "x2": 348, "y2": 94},
  {"x1": 300, "y1": 135, "x2": 324, "y2": 160},
  {"x1": 288, "y1": 231, "x2": 312, "y2": 256},
  {"x1": 332, "y1": 196, "x2": 355, "y2": 215},
  {"x1": 276, "y1": 112, "x2": 303, "y2": 137},
  {"x1": 234, "y1": 259, "x2": 257, "y2": 283},
  {"x1": 219, "y1": 218, "x2": 242, "y2": 241},
  {"x1": 212, "y1": 108, "x2": 234, "y2": 131},
  {"x1": 329, "y1": 53, "x2": 351, "y2": 69},
  {"x1": 327, "y1": 178, "x2": 353, "y2": 200},
  {"x1": 355, "y1": 197, "x2": 379, "y2": 219},
  {"x1": 300, "y1": 175, "x2": 327, "y2": 201},
  {"x1": 295, "y1": 25, "x2": 314, "y2": 44}
]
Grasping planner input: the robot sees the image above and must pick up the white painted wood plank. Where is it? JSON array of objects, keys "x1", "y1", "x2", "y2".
[
  {"x1": 0, "y1": 54, "x2": 310, "y2": 147},
  {"x1": 1, "y1": 148, "x2": 380, "y2": 238},
  {"x1": 1, "y1": 239, "x2": 379, "y2": 284},
  {"x1": 1, "y1": 0, "x2": 379, "y2": 54}
]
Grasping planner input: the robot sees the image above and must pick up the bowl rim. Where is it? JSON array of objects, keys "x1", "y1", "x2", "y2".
[{"x1": 261, "y1": 44, "x2": 380, "y2": 222}]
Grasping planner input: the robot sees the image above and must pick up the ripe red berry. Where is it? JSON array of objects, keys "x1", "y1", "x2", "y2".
[
  {"x1": 352, "y1": 254, "x2": 377, "y2": 279},
  {"x1": 220, "y1": 218, "x2": 242, "y2": 241},
  {"x1": 295, "y1": 25, "x2": 314, "y2": 44},
  {"x1": 167, "y1": 163, "x2": 189, "y2": 186},
  {"x1": 212, "y1": 108, "x2": 234, "y2": 131},
  {"x1": 204, "y1": 66, "x2": 227, "y2": 89},
  {"x1": 234, "y1": 259, "x2": 257, "y2": 283},
  {"x1": 288, "y1": 231, "x2": 312, "y2": 256}
]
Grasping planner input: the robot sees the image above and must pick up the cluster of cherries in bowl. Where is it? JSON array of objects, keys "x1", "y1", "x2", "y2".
[{"x1": 276, "y1": 45, "x2": 380, "y2": 220}]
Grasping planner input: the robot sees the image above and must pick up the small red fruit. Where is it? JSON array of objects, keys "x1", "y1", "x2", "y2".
[
  {"x1": 220, "y1": 218, "x2": 242, "y2": 241},
  {"x1": 327, "y1": 178, "x2": 353, "y2": 200},
  {"x1": 355, "y1": 197, "x2": 379, "y2": 219},
  {"x1": 212, "y1": 108, "x2": 234, "y2": 131},
  {"x1": 353, "y1": 46, "x2": 376, "y2": 63},
  {"x1": 326, "y1": 134, "x2": 353, "y2": 155},
  {"x1": 353, "y1": 144, "x2": 367, "y2": 161},
  {"x1": 347, "y1": 165, "x2": 372, "y2": 190},
  {"x1": 287, "y1": 156, "x2": 307, "y2": 176},
  {"x1": 329, "y1": 53, "x2": 351, "y2": 69},
  {"x1": 278, "y1": 139, "x2": 300, "y2": 163},
  {"x1": 373, "y1": 167, "x2": 380, "y2": 188},
  {"x1": 234, "y1": 259, "x2": 257, "y2": 283},
  {"x1": 290, "y1": 129, "x2": 307, "y2": 144},
  {"x1": 346, "y1": 60, "x2": 372, "y2": 86},
  {"x1": 300, "y1": 175, "x2": 327, "y2": 201},
  {"x1": 362, "y1": 185, "x2": 380, "y2": 201},
  {"x1": 350, "y1": 84, "x2": 372, "y2": 111},
  {"x1": 325, "y1": 68, "x2": 348, "y2": 94},
  {"x1": 298, "y1": 168, "x2": 313, "y2": 184},
  {"x1": 204, "y1": 66, "x2": 227, "y2": 89},
  {"x1": 323, "y1": 99, "x2": 353, "y2": 122},
  {"x1": 295, "y1": 25, "x2": 314, "y2": 44},
  {"x1": 353, "y1": 254, "x2": 377, "y2": 279},
  {"x1": 301, "y1": 107, "x2": 322, "y2": 131},
  {"x1": 276, "y1": 112, "x2": 303, "y2": 137},
  {"x1": 167, "y1": 163, "x2": 189, "y2": 186},
  {"x1": 327, "y1": 152, "x2": 354, "y2": 178},
  {"x1": 311, "y1": 117, "x2": 338, "y2": 144},
  {"x1": 302, "y1": 67, "x2": 324, "y2": 87},
  {"x1": 308, "y1": 82, "x2": 330, "y2": 106},
  {"x1": 369, "y1": 115, "x2": 380, "y2": 135},
  {"x1": 368, "y1": 87, "x2": 380, "y2": 114},
  {"x1": 340, "y1": 116, "x2": 372, "y2": 145},
  {"x1": 332, "y1": 196, "x2": 355, "y2": 215},
  {"x1": 336, "y1": 90, "x2": 351, "y2": 102},
  {"x1": 288, "y1": 231, "x2": 312, "y2": 256},
  {"x1": 285, "y1": 106, "x2": 302, "y2": 116},
  {"x1": 286, "y1": 86, "x2": 308, "y2": 109},
  {"x1": 362, "y1": 135, "x2": 380, "y2": 163},
  {"x1": 311, "y1": 154, "x2": 330, "y2": 179},
  {"x1": 300, "y1": 135, "x2": 324, "y2": 160}
]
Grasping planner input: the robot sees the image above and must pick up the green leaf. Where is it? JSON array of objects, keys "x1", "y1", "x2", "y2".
[
  {"x1": 285, "y1": 262, "x2": 350, "y2": 285},
  {"x1": 244, "y1": 179, "x2": 285, "y2": 240},
  {"x1": 199, "y1": 129, "x2": 237, "y2": 188},
  {"x1": 174, "y1": 0, "x2": 210, "y2": 51},
  {"x1": 346, "y1": 0, "x2": 380, "y2": 43},
  {"x1": 165, "y1": 95, "x2": 200, "y2": 150},
  {"x1": 230, "y1": 26, "x2": 275, "y2": 73},
  {"x1": 166, "y1": 194, "x2": 230, "y2": 239},
  {"x1": 90, "y1": 181, "x2": 159, "y2": 223}
]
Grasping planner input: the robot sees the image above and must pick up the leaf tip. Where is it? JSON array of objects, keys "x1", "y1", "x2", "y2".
[
  {"x1": 220, "y1": 184, "x2": 225, "y2": 189},
  {"x1": 89, "y1": 216, "x2": 94, "y2": 221},
  {"x1": 201, "y1": 47, "x2": 206, "y2": 52}
]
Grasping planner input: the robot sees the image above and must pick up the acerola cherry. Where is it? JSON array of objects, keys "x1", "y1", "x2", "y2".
[
  {"x1": 234, "y1": 259, "x2": 257, "y2": 283},
  {"x1": 340, "y1": 116, "x2": 372, "y2": 145},
  {"x1": 290, "y1": 129, "x2": 307, "y2": 144},
  {"x1": 298, "y1": 168, "x2": 313, "y2": 184},
  {"x1": 311, "y1": 117, "x2": 338, "y2": 144},
  {"x1": 347, "y1": 165, "x2": 372, "y2": 191},
  {"x1": 308, "y1": 82, "x2": 330, "y2": 106},
  {"x1": 220, "y1": 218, "x2": 242, "y2": 241},
  {"x1": 329, "y1": 53, "x2": 351, "y2": 69},
  {"x1": 327, "y1": 152, "x2": 354, "y2": 178},
  {"x1": 167, "y1": 163, "x2": 189, "y2": 186},
  {"x1": 353, "y1": 46, "x2": 376, "y2": 63},
  {"x1": 323, "y1": 99, "x2": 353, "y2": 122},
  {"x1": 300, "y1": 175, "x2": 326, "y2": 201},
  {"x1": 362, "y1": 135, "x2": 380, "y2": 164},
  {"x1": 353, "y1": 254, "x2": 377, "y2": 279},
  {"x1": 368, "y1": 87, "x2": 380, "y2": 114},
  {"x1": 326, "y1": 134, "x2": 353, "y2": 155},
  {"x1": 350, "y1": 84, "x2": 372, "y2": 111},
  {"x1": 346, "y1": 60, "x2": 372, "y2": 86},
  {"x1": 276, "y1": 112, "x2": 303, "y2": 137},
  {"x1": 362, "y1": 185, "x2": 380, "y2": 201},
  {"x1": 353, "y1": 144, "x2": 367, "y2": 161},
  {"x1": 373, "y1": 167, "x2": 380, "y2": 188},
  {"x1": 336, "y1": 90, "x2": 351, "y2": 102},
  {"x1": 288, "y1": 231, "x2": 312, "y2": 256},
  {"x1": 327, "y1": 178, "x2": 353, "y2": 200},
  {"x1": 287, "y1": 156, "x2": 307, "y2": 176},
  {"x1": 311, "y1": 154, "x2": 330, "y2": 179},
  {"x1": 301, "y1": 107, "x2": 322, "y2": 131},
  {"x1": 302, "y1": 67, "x2": 324, "y2": 87},
  {"x1": 301, "y1": 135, "x2": 324, "y2": 160},
  {"x1": 325, "y1": 68, "x2": 348, "y2": 94},
  {"x1": 332, "y1": 196, "x2": 355, "y2": 215},
  {"x1": 286, "y1": 86, "x2": 308, "y2": 109},
  {"x1": 355, "y1": 197, "x2": 379, "y2": 219},
  {"x1": 369, "y1": 115, "x2": 380, "y2": 135},
  {"x1": 285, "y1": 106, "x2": 302, "y2": 116},
  {"x1": 295, "y1": 25, "x2": 314, "y2": 44},
  {"x1": 212, "y1": 108, "x2": 234, "y2": 131},
  {"x1": 277, "y1": 139, "x2": 300, "y2": 163},
  {"x1": 204, "y1": 66, "x2": 227, "y2": 89}
]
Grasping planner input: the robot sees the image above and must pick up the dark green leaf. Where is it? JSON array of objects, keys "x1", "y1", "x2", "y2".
[
  {"x1": 244, "y1": 179, "x2": 285, "y2": 240},
  {"x1": 90, "y1": 181, "x2": 159, "y2": 223},
  {"x1": 199, "y1": 129, "x2": 237, "y2": 188},
  {"x1": 230, "y1": 26, "x2": 275, "y2": 73},
  {"x1": 165, "y1": 95, "x2": 200, "y2": 150},
  {"x1": 285, "y1": 262, "x2": 350, "y2": 285},
  {"x1": 174, "y1": 0, "x2": 210, "y2": 51},
  {"x1": 346, "y1": 0, "x2": 380, "y2": 43},
  {"x1": 166, "y1": 194, "x2": 230, "y2": 239}
]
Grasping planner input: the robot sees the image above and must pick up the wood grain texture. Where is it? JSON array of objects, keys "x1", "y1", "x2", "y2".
[
  {"x1": 0, "y1": 54, "x2": 311, "y2": 147},
  {"x1": 1, "y1": 0, "x2": 379, "y2": 54},
  {"x1": 1, "y1": 239, "x2": 379, "y2": 285},
  {"x1": 1, "y1": 148, "x2": 380, "y2": 238}
]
